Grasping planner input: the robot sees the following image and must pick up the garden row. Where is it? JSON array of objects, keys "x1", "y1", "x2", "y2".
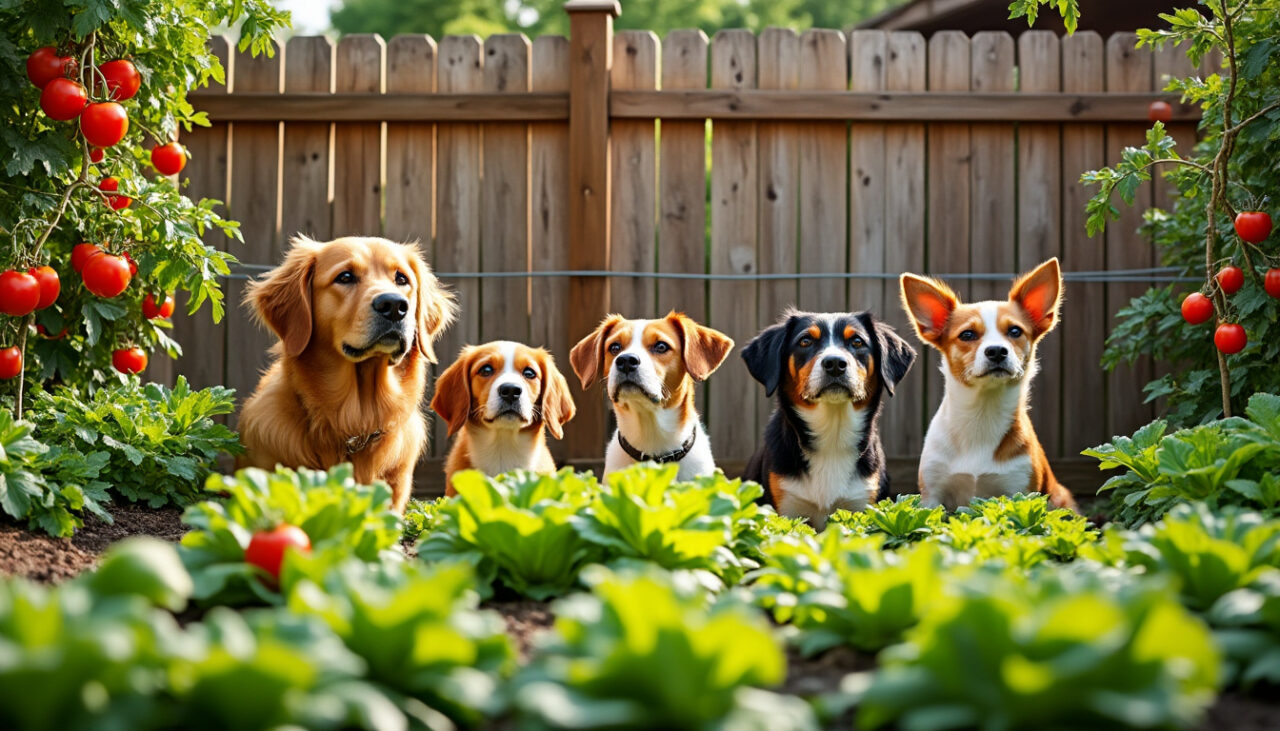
[{"x1": 3, "y1": 393, "x2": 1280, "y2": 730}]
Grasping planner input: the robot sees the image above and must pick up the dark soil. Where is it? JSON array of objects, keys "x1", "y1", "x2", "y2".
[
  {"x1": 1199, "y1": 691, "x2": 1280, "y2": 731},
  {"x1": 0, "y1": 503, "x2": 185, "y2": 583},
  {"x1": 488, "y1": 600, "x2": 556, "y2": 661}
]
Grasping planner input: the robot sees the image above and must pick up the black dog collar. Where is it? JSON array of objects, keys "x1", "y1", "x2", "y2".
[
  {"x1": 617, "y1": 429, "x2": 697, "y2": 464},
  {"x1": 345, "y1": 430, "x2": 383, "y2": 455}
]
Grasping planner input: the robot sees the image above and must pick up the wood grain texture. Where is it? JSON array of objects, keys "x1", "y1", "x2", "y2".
[
  {"x1": 657, "y1": 30, "x2": 708, "y2": 321},
  {"x1": 1016, "y1": 31, "x2": 1064, "y2": 458},
  {"x1": 224, "y1": 40, "x2": 282, "y2": 428},
  {"x1": 332, "y1": 35, "x2": 384, "y2": 237},
  {"x1": 797, "y1": 29, "x2": 847, "y2": 313},
  {"x1": 881, "y1": 31, "x2": 928, "y2": 462},
  {"x1": 280, "y1": 36, "x2": 333, "y2": 245},
  {"x1": 433, "y1": 36, "x2": 484, "y2": 451},
  {"x1": 708, "y1": 29, "x2": 758, "y2": 461},
  {"x1": 847, "y1": 30, "x2": 887, "y2": 317},
  {"x1": 1104, "y1": 33, "x2": 1155, "y2": 438},
  {"x1": 480, "y1": 34, "x2": 532, "y2": 343},
  {"x1": 610, "y1": 31, "x2": 658, "y2": 319},
  {"x1": 1060, "y1": 32, "x2": 1108, "y2": 457},
  {"x1": 530, "y1": 35, "x2": 571, "y2": 462},
  {"x1": 968, "y1": 32, "x2": 1015, "y2": 303},
  {"x1": 171, "y1": 36, "x2": 231, "y2": 394},
  {"x1": 755, "y1": 27, "x2": 801, "y2": 437},
  {"x1": 385, "y1": 35, "x2": 436, "y2": 245}
]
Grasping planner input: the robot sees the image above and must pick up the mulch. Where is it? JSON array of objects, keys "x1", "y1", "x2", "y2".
[{"x1": 0, "y1": 503, "x2": 185, "y2": 583}]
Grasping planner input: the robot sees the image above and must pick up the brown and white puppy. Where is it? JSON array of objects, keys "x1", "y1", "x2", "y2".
[
  {"x1": 238, "y1": 235, "x2": 456, "y2": 512},
  {"x1": 899, "y1": 257, "x2": 1075, "y2": 511},
  {"x1": 570, "y1": 312, "x2": 734, "y2": 480},
  {"x1": 431, "y1": 341, "x2": 576, "y2": 495}
]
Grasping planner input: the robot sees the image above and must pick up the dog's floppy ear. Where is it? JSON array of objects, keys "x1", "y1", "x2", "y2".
[
  {"x1": 667, "y1": 311, "x2": 734, "y2": 382},
  {"x1": 858, "y1": 312, "x2": 917, "y2": 397},
  {"x1": 248, "y1": 236, "x2": 318, "y2": 357},
  {"x1": 741, "y1": 316, "x2": 793, "y2": 398},
  {"x1": 899, "y1": 273, "x2": 958, "y2": 346},
  {"x1": 430, "y1": 349, "x2": 473, "y2": 437},
  {"x1": 536, "y1": 350, "x2": 576, "y2": 440},
  {"x1": 1009, "y1": 257, "x2": 1063, "y2": 341},
  {"x1": 569, "y1": 314, "x2": 625, "y2": 390},
  {"x1": 406, "y1": 245, "x2": 457, "y2": 363}
]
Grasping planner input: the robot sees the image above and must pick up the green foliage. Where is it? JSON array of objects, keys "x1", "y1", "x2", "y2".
[
  {"x1": 1085, "y1": 393, "x2": 1280, "y2": 525},
  {"x1": 1007, "y1": 0, "x2": 1082, "y2": 33},
  {"x1": 858, "y1": 573, "x2": 1221, "y2": 730},
  {"x1": 1209, "y1": 571, "x2": 1280, "y2": 688},
  {"x1": 85, "y1": 536, "x2": 194, "y2": 612},
  {"x1": 829, "y1": 494, "x2": 945, "y2": 547},
  {"x1": 289, "y1": 560, "x2": 516, "y2": 726},
  {"x1": 0, "y1": 406, "x2": 110, "y2": 536},
  {"x1": 514, "y1": 565, "x2": 816, "y2": 730},
  {"x1": 30, "y1": 376, "x2": 239, "y2": 508},
  {"x1": 400, "y1": 496, "x2": 443, "y2": 544},
  {"x1": 0, "y1": 0, "x2": 289, "y2": 395},
  {"x1": 179, "y1": 464, "x2": 404, "y2": 606}
]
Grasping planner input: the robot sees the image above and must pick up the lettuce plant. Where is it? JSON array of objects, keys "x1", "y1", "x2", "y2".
[
  {"x1": 1209, "y1": 572, "x2": 1280, "y2": 689},
  {"x1": 179, "y1": 464, "x2": 403, "y2": 606},
  {"x1": 514, "y1": 566, "x2": 814, "y2": 730},
  {"x1": 0, "y1": 409, "x2": 110, "y2": 537},
  {"x1": 829, "y1": 494, "x2": 944, "y2": 546},
  {"x1": 858, "y1": 574, "x2": 1221, "y2": 730}
]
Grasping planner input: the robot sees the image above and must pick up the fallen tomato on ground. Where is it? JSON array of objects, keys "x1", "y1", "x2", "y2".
[{"x1": 245, "y1": 524, "x2": 312, "y2": 582}]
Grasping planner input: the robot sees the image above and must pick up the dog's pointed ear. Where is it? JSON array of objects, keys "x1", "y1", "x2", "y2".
[
  {"x1": 248, "y1": 236, "x2": 318, "y2": 357},
  {"x1": 742, "y1": 316, "x2": 793, "y2": 398},
  {"x1": 667, "y1": 311, "x2": 734, "y2": 382},
  {"x1": 430, "y1": 349, "x2": 472, "y2": 437},
  {"x1": 569, "y1": 314, "x2": 625, "y2": 390},
  {"x1": 899, "y1": 273, "x2": 958, "y2": 347},
  {"x1": 1009, "y1": 257, "x2": 1063, "y2": 341},
  {"x1": 858, "y1": 312, "x2": 917, "y2": 397},
  {"x1": 537, "y1": 350, "x2": 576, "y2": 440},
  {"x1": 406, "y1": 245, "x2": 456, "y2": 363}
]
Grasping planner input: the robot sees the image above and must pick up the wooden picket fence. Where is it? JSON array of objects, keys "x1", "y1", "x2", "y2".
[{"x1": 157, "y1": 1, "x2": 1211, "y2": 495}]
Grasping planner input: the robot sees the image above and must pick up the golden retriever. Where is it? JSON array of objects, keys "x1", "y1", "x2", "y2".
[{"x1": 237, "y1": 235, "x2": 456, "y2": 511}]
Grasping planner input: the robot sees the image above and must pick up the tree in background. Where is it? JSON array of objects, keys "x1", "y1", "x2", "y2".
[{"x1": 330, "y1": 0, "x2": 906, "y2": 38}]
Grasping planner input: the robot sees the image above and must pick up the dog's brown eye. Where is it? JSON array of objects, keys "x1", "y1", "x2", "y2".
[
  {"x1": 335, "y1": 271, "x2": 355, "y2": 285},
  {"x1": 522, "y1": 367, "x2": 537, "y2": 379},
  {"x1": 478, "y1": 365, "x2": 494, "y2": 377},
  {"x1": 851, "y1": 336, "x2": 866, "y2": 348},
  {"x1": 799, "y1": 337, "x2": 813, "y2": 348},
  {"x1": 959, "y1": 330, "x2": 978, "y2": 342},
  {"x1": 608, "y1": 342, "x2": 622, "y2": 354},
  {"x1": 395, "y1": 271, "x2": 409, "y2": 286},
  {"x1": 1007, "y1": 326, "x2": 1023, "y2": 338},
  {"x1": 652, "y1": 341, "x2": 670, "y2": 354}
]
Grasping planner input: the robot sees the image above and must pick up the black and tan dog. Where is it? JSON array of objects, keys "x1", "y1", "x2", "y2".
[{"x1": 742, "y1": 311, "x2": 916, "y2": 529}]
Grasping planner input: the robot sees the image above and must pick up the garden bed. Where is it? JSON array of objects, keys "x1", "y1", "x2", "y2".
[{"x1": 0, "y1": 503, "x2": 184, "y2": 582}]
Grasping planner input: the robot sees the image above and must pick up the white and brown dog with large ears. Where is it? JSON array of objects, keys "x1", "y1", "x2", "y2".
[
  {"x1": 431, "y1": 341, "x2": 576, "y2": 495},
  {"x1": 238, "y1": 235, "x2": 456, "y2": 512},
  {"x1": 570, "y1": 312, "x2": 734, "y2": 480},
  {"x1": 900, "y1": 257, "x2": 1075, "y2": 511}
]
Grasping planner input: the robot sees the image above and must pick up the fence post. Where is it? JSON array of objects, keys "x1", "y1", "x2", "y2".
[{"x1": 564, "y1": 0, "x2": 618, "y2": 461}]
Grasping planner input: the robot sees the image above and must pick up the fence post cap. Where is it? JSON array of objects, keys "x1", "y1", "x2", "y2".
[{"x1": 564, "y1": 0, "x2": 620, "y2": 16}]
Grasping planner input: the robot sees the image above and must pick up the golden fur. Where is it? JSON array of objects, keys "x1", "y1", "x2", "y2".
[{"x1": 237, "y1": 235, "x2": 456, "y2": 512}]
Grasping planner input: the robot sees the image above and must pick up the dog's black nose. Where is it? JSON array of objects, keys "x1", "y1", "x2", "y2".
[
  {"x1": 821, "y1": 356, "x2": 847, "y2": 375},
  {"x1": 372, "y1": 292, "x2": 409, "y2": 322},
  {"x1": 498, "y1": 383, "x2": 522, "y2": 402},
  {"x1": 985, "y1": 345, "x2": 1008, "y2": 361},
  {"x1": 615, "y1": 353, "x2": 640, "y2": 374}
]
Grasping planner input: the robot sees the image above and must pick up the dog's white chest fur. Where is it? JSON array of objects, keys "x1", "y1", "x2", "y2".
[
  {"x1": 467, "y1": 428, "x2": 544, "y2": 475},
  {"x1": 919, "y1": 378, "x2": 1032, "y2": 510},
  {"x1": 776, "y1": 403, "x2": 876, "y2": 529}
]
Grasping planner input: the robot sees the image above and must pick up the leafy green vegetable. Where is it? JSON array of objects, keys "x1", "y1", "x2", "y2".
[
  {"x1": 0, "y1": 408, "x2": 110, "y2": 537},
  {"x1": 1209, "y1": 572, "x2": 1280, "y2": 689},
  {"x1": 179, "y1": 464, "x2": 403, "y2": 606},
  {"x1": 515, "y1": 565, "x2": 815, "y2": 730},
  {"x1": 85, "y1": 537, "x2": 193, "y2": 612},
  {"x1": 829, "y1": 494, "x2": 944, "y2": 547}
]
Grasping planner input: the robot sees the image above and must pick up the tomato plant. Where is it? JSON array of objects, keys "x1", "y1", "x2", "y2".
[
  {"x1": 1235, "y1": 210, "x2": 1272, "y2": 243},
  {"x1": 0, "y1": 347, "x2": 21, "y2": 379},
  {"x1": 28, "y1": 266, "x2": 59, "y2": 310},
  {"x1": 1148, "y1": 100, "x2": 1173, "y2": 123},
  {"x1": 69, "y1": 243, "x2": 101, "y2": 273},
  {"x1": 110, "y1": 346, "x2": 147, "y2": 374},
  {"x1": 0, "y1": 271, "x2": 41, "y2": 317},
  {"x1": 80, "y1": 102, "x2": 128, "y2": 147},
  {"x1": 150, "y1": 142, "x2": 186, "y2": 176},
  {"x1": 39, "y1": 77, "x2": 87, "y2": 120},
  {"x1": 1181, "y1": 292, "x2": 1214, "y2": 324},
  {"x1": 97, "y1": 176, "x2": 130, "y2": 210},
  {"x1": 142, "y1": 293, "x2": 175, "y2": 319},
  {"x1": 97, "y1": 59, "x2": 140, "y2": 101},
  {"x1": 26, "y1": 46, "x2": 73, "y2": 88},
  {"x1": 81, "y1": 253, "x2": 131, "y2": 298},
  {"x1": 1215, "y1": 323, "x2": 1247, "y2": 354},
  {"x1": 1266, "y1": 269, "x2": 1280, "y2": 298},
  {"x1": 1216, "y1": 264, "x2": 1245, "y2": 294},
  {"x1": 245, "y1": 524, "x2": 312, "y2": 582}
]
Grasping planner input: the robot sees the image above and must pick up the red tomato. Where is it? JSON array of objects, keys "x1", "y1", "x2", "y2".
[
  {"x1": 80, "y1": 102, "x2": 129, "y2": 148},
  {"x1": 89, "y1": 147, "x2": 104, "y2": 164},
  {"x1": 1215, "y1": 323, "x2": 1247, "y2": 355},
  {"x1": 1216, "y1": 265, "x2": 1245, "y2": 295},
  {"x1": 142, "y1": 293, "x2": 175, "y2": 319},
  {"x1": 1148, "y1": 100, "x2": 1173, "y2": 124},
  {"x1": 98, "y1": 59, "x2": 141, "y2": 101},
  {"x1": 1181, "y1": 292, "x2": 1214, "y2": 325},
  {"x1": 1235, "y1": 211, "x2": 1272, "y2": 244},
  {"x1": 27, "y1": 46, "x2": 73, "y2": 88},
  {"x1": 71, "y1": 243, "x2": 103, "y2": 273},
  {"x1": 150, "y1": 142, "x2": 186, "y2": 176},
  {"x1": 123, "y1": 251, "x2": 138, "y2": 276},
  {"x1": 36, "y1": 324, "x2": 68, "y2": 340},
  {"x1": 111, "y1": 347, "x2": 148, "y2": 375},
  {"x1": 39, "y1": 77, "x2": 87, "y2": 121},
  {"x1": 245, "y1": 524, "x2": 312, "y2": 582},
  {"x1": 0, "y1": 270, "x2": 41, "y2": 316},
  {"x1": 82, "y1": 254, "x2": 132, "y2": 298},
  {"x1": 99, "y1": 177, "x2": 131, "y2": 210},
  {"x1": 1267, "y1": 269, "x2": 1280, "y2": 299},
  {"x1": 0, "y1": 347, "x2": 21, "y2": 379},
  {"x1": 28, "y1": 266, "x2": 60, "y2": 310}
]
